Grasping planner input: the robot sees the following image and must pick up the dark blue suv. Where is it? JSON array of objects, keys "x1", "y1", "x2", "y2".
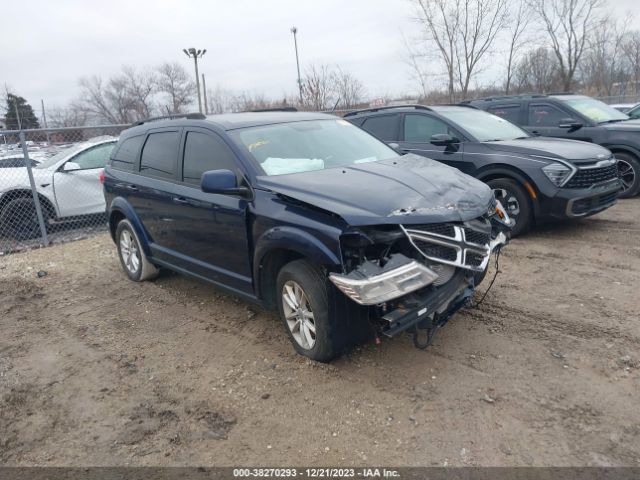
[{"x1": 103, "y1": 111, "x2": 511, "y2": 361}]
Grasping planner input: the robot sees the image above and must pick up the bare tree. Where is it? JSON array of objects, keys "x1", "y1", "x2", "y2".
[
  {"x1": 301, "y1": 64, "x2": 336, "y2": 110},
  {"x1": 412, "y1": 0, "x2": 508, "y2": 101},
  {"x1": 528, "y1": 0, "x2": 603, "y2": 91},
  {"x1": 504, "y1": 0, "x2": 531, "y2": 94},
  {"x1": 122, "y1": 66, "x2": 156, "y2": 118},
  {"x1": 206, "y1": 85, "x2": 235, "y2": 114},
  {"x1": 580, "y1": 18, "x2": 629, "y2": 96},
  {"x1": 333, "y1": 67, "x2": 365, "y2": 108},
  {"x1": 47, "y1": 104, "x2": 89, "y2": 127},
  {"x1": 77, "y1": 75, "x2": 135, "y2": 124},
  {"x1": 513, "y1": 47, "x2": 560, "y2": 93},
  {"x1": 622, "y1": 32, "x2": 640, "y2": 95},
  {"x1": 155, "y1": 62, "x2": 195, "y2": 114}
]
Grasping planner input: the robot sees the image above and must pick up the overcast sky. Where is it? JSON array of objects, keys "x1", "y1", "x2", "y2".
[{"x1": 1, "y1": 0, "x2": 638, "y2": 110}]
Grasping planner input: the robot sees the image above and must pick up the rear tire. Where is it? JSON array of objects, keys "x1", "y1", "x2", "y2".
[
  {"x1": 615, "y1": 152, "x2": 640, "y2": 198},
  {"x1": 276, "y1": 260, "x2": 343, "y2": 362},
  {"x1": 487, "y1": 178, "x2": 532, "y2": 237},
  {"x1": 115, "y1": 219, "x2": 158, "y2": 282}
]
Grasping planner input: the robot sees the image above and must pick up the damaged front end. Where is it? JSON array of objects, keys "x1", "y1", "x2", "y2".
[{"x1": 329, "y1": 200, "x2": 512, "y2": 348}]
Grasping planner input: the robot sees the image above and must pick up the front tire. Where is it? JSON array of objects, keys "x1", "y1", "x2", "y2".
[
  {"x1": 615, "y1": 152, "x2": 640, "y2": 198},
  {"x1": 115, "y1": 219, "x2": 158, "y2": 282},
  {"x1": 276, "y1": 260, "x2": 341, "y2": 362},
  {"x1": 0, "y1": 197, "x2": 46, "y2": 240},
  {"x1": 487, "y1": 178, "x2": 532, "y2": 237}
]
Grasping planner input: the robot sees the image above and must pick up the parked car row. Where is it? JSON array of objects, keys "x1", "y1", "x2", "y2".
[
  {"x1": 3, "y1": 92, "x2": 634, "y2": 362},
  {"x1": 0, "y1": 137, "x2": 117, "y2": 238}
]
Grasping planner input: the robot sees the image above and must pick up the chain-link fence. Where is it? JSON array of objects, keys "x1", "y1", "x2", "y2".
[{"x1": 0, "y1": 124, "x2": 129, "y2": 255}]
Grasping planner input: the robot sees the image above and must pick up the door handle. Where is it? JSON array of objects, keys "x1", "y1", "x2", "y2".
[
  {"x1": 125, "y1": 184, "x2": 138, "y2": 191},
  {"x1": 172, "y1": 197, "x2": 189, "y2": 204}
]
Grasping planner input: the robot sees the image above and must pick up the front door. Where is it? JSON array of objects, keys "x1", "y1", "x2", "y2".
[
  {"x1": 524, "y1": 102, "x2": 596, "y2": 142},
  {"x1": 53, "y1": 142, "x2": 115, "y2": 217},
  {"x1": 398, "y1": 113, "x2": 468, "y2": 174},
  {"x1": 169, "y1": 128, "x2": 252, "y2": 294}
]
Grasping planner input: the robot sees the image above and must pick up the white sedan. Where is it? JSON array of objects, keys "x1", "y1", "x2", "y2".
[{"x1": 0, "y1": 137, "x2": 117, "y2": 238}]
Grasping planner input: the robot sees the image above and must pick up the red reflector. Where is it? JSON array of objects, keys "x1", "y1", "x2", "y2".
[{"x1": 99, "y1": 169, "x2": 105, "y2": 184}]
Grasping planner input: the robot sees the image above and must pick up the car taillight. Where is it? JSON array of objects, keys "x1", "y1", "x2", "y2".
[{"x1": 99, "y1": 169, "x2": 106, "y2": 184}]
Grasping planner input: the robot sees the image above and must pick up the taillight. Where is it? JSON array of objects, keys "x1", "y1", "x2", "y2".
[{"x1": 99, "y1": 169, "x2": 106, "y2": 184}]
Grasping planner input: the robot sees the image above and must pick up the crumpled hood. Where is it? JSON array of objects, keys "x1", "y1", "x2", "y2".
[
  {"x1": 256, "y1": 154, "x2": 493, "y2": 226},
  {"x1": 485, "y1": 137, "x2": 611, "y2": 162}
]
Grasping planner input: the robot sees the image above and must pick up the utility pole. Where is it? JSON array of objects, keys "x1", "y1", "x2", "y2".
[
  {"x1": 290, "y1": 27, "x2": 303, "y2": 104},
  {"x1": 41, "y1": 99, "x2": 50, "y2": 143},
  {"x1": 183, "y1": 48, "x2": 207, "y2": 113},
  {"x1": 201, "y1": 74, "x2": 209, "y2": 115}
]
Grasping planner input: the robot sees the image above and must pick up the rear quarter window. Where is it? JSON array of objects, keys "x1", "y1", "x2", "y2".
[{"x1": 111, "y1": 135, "x2": 145, "y2": 171}]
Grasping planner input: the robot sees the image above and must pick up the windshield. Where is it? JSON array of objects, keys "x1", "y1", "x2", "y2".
[
  {"x1": 35, "y1": 142, "x2": 90, "y2": 169},
  {"x1": 436, "y1": 108, "x2": 529, "y2": 142},
  {"x1": 231, "y1": 119, "x2": 398, "y2": 176},
  {"x1": 559, "y1": 96, "x2": 629, "y2": 123}
]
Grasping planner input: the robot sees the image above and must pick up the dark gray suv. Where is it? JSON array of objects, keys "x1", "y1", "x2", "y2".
[{"x1": 463, "y1": 94, "x2": 640, "y2": 198}]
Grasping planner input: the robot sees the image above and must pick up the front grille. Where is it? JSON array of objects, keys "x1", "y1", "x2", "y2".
[
  {"x1": 413, "y1": 240, "x2": 457, "y2": 261},
  {"x1": 565, "y1": 164, "x2": 618, "y2": 189},
  {"x1": 408, "y1": 223, "x2": 455, "y2": 237},
  {"x1": 403, "y1": 220, "x2": 491, "y2": 272},
  {"x1": 463, "y1": 228, "x2": 490, "y2": 246}
]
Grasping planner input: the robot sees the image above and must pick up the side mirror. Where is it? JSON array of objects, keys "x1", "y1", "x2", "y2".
[
  {"x1": 558, "y1": 118, "x2": 583, "y2": 129},
  {"x1": 62, "y1": 162, "x2": 81, "y2": 172},
  {"x1": 430, "y1": 133, "x2": 459, "y2": 146},
  {"x1": 387, "y1": 142, "x2": 403, "y2": 154},
  {"x1": 201, "y1": 169, "x2": 250, "y2": 197}
]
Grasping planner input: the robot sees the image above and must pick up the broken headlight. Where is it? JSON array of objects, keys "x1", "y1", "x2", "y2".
[{"x1": 329, "y1": 255, "x2": 439, "y2": 305}]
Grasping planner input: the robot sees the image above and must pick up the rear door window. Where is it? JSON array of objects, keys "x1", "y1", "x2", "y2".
[
  {"x1": 488, "y1": 105, "x2": 521, "y2": 125},
  {"x1": 527, "y1": 104, "x2": 567, "y2": 127},
  {"x1": 361, "y1": 115, "x2": 400, "y2": 141},
  {"x1": 182, "y1": 131, "x2": 239, "y2": 185},
  {"x1": 140, "y1": 131, "x2": 180, "y2": 180}
]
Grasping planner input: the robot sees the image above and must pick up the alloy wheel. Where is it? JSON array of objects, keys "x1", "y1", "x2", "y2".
[
  {"x1": 493, "y1": 188, "x2": 520, "y2": 219},
  {"x1": 618, "y1": 159, "x2": 636, "y2": 194},
  {"x1": 119, "y1": 230, "x2": 140, "y2": 274},
  {"x1": 282, "y1": 280, "x2": 316, "y2": 350}
]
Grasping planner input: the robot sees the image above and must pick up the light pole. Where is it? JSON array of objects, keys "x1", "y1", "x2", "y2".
[
  {"x1": 290, "y1": 27, "x2": 302, "y2": 104},
  {"x1": 183, "y1": 47, "x2": 206, "y2": 113}
]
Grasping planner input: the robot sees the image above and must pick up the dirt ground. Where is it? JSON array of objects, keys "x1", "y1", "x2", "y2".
[{"x1": 1, "y1": 198, "x2": 639, "y2": 467}]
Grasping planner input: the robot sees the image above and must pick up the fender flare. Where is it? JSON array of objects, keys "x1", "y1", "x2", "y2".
[
  {"x1": 603, "y1": 144, "x2": 640, "y2": 160},
  {"x1": 475, "y1": 165, "x2": 540, "y2": 217},
  {"x1": 108, "y1": 197, "x2": 152, "y2": 256},
  {"x1": 253, "y1": 226, "x2": 342, "y2": 300}
]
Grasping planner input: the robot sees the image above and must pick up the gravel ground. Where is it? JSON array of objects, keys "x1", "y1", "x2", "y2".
[{"x1": 0, "y1": 198, "x2": 639, "y2": 467}]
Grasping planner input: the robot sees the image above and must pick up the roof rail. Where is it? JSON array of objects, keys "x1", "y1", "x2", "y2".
[
  {"x1": 132, "y1": 112, "x2": 206, "y2": 126},
  {"x1": 343, "y1": 104, "x2": 432, "y2": 117},
  {"x1": 463, "y1": 93, "x2": 554, "y2": 103},
  {"x1": 248, "y1": 107, "x2": 298, "y2": 112},
  {"x1": 548, "y1": 92, "x2": 576, "y2": 96}
]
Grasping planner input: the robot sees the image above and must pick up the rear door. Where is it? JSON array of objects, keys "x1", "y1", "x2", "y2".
[
  {"x1": 129, "y1": 128, "x2": 182, "y2": 257},
  {"x1": 54, "y1": 142, "x2": 115, "y2": 217},
  {"x1": 358, "y1": 114, "x2": 401, "y2": 143},
  {"x1": 166, "y1": 128, "x2": 252, "y2": 293},
  {"x1": 398, "y1": 113, "x2": 469, "y2": 174}
]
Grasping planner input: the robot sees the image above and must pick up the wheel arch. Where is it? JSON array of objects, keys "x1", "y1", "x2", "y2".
[
  {"x1": 476, "y1": 165, "x2": 540, "y2": 218},
  {"x1": 107, "y1": 197, "x2": 152, "y2": 255},
  {"x1": 253, "y1": 226, "x2": 342, "y2": 309},
  {"x1": 0, "y1": 189, "x2": 57, "y2": 219}
]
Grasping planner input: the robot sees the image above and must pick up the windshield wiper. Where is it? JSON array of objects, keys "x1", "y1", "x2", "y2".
[{"x1": 598, "y1": 119, "x2": 626, "y2": 124}]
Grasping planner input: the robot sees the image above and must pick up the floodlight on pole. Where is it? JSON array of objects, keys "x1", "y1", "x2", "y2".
[
  {"x1": 183, "y1": 47, "x2": 206, "y2": 113},
  {"x1": 290, "y1": 27, "x2": 303, "y2": 104}
]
